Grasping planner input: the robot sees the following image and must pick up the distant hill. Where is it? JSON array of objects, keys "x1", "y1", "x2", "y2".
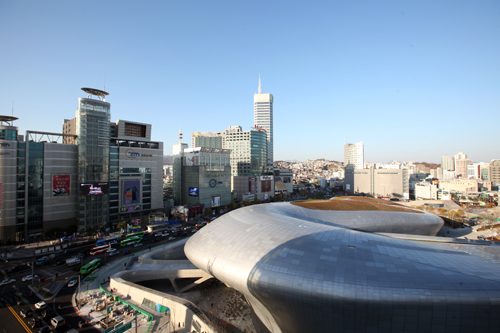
[
  {"x1": 414, "y1": 162, "x2": 440, "y2": 173},
  {"x1": 163, "y1": 155, "x2": 173, "y2": 165}
]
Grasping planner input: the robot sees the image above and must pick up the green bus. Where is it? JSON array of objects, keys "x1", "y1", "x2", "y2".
[
  {"x1": 80, "y1": 258, "x2": 102, "y2": 275},
  {"x1": 120, "y1": 236, "x2": 142, "y2": 247},
  {"x1": 126, "y1": 231, "x2": 144, "y2": 239}
]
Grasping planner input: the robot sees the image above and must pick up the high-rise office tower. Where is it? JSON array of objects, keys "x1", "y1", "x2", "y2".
[
  {"x1": 224, "y1": 125, "x2": 267, "y2": 176},
  {"x1": 344, "y1": 141, "x2": 364, "y2": 169},
  {"x1": 254, "y1": 77, "x2": 274, "y2": 173},
  {"x1": 441, "y1": 155, "x2": 454, "y2": 171},
  {"x1": 75, "y1": 88, "x2": 111, "y2": 231}
]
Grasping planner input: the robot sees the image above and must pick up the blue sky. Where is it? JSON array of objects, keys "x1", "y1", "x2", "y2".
[{"x1": 1, "y1": 1, "x2": 499, "y2": 164}]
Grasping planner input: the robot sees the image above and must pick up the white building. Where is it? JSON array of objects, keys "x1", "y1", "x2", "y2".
[
  {"x1": 344, "y1": 141, "x2": 364, "y2": 169},
  {"x1": 254, "y1": 77, "x2": 274, "y2": 173},
  {"x1": 415, "y1": 182, "x2": 439, "y2": 200}
]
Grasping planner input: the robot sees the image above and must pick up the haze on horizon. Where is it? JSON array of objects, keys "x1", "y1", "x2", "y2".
[{"x1": 0, "y1": 1, "x2": 498, "y2": 164}]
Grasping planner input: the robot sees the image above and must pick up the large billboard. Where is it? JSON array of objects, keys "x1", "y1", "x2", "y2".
[
  {"x1": 79, "y1": 182, "x2": 109, "y2": 196},
  {"x1": 53, "y1": 175, "x2": 70, "y2": 196},
  {"x1": 211, "y1": 195, "x2": 221, "y2": 208},
  {"x1": 123, "y1": 180, "x2": 141, "y2": 205},
  {"x1": 261, "y1": 180, "x2": 272, "y2": 193}
]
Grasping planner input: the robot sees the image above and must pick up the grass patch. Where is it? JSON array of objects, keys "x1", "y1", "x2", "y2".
[{"x1": 292, "y1": 196, "x2": 423, "y2": 214}]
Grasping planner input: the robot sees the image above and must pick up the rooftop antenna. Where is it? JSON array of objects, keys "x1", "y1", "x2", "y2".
[
  {"x1": 12, "y1": 100, "x2": 14, "y2": 117},
  {"x1": 258, "y1": 75, "x2": 262, "y2": 94},
  {"x1": 103, "y1": 71, "x2": 106, "y2": 92}
]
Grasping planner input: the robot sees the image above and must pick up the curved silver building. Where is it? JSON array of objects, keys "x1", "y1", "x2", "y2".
[{"x1": 185, "y1": 198, "x2": 500, "y2": 333}]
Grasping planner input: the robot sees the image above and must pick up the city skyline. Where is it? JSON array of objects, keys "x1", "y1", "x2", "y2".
[{"x1": 1, "y1": 1, "x2": 499, "y2": 163}]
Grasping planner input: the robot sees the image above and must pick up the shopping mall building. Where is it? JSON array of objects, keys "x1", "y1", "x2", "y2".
[{"x1": 0, "y1": 88, "x2": 163, "y2": 244}]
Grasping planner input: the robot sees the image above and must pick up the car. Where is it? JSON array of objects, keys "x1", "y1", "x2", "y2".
[
  {"x1": 35, "y1": 301, "x2": 47, "y2": 310},
  {"x1": 38, "y1": 325, "x2": 50, "y2": 333},
  {"x1": 107, "y1": 248, "x2": 119, "y2": 256},
  {"x1": 154, "y1": 232, "x2": 162, "y2": 237},
  {"x1": 53, "y1": 260, "x2": 65, "y2": 267},
  {"x1": 67, "y1": 279, "x2": 78, "y2": 288},
  {"x1": 133, "y1": 243, "x2": 143, "y2": 247},
  {"x1": 51, "y1": 315, "x2": 65, "y2": 328},
  {"x1": 123, "y1": 250, "x2": 131, "y2": 255},
  {"x1": 28, "y1": 318, "x2": 43, "y2": 328},
  {"x1": 41, "y1": 308, "x2": 54, "y2": 318},
  {"x1": 22, "y1": 275, "x2": 39, "y2": 282},
  {"x1": 2, "y1": 278, "x2": 16, "y2": 285},
  {"x1": 20, "y1": 308, "x2": 33, "y2": 318},
  {"x1": 161, "y1": 232, "x2": 169, "y2": 237},
  {"x1": 168, "y1": 237, "x2": 176, "y2": 241}
]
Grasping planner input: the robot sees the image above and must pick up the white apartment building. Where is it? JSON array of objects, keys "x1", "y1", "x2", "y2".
[{"x1": 344, "y1": 141, "x2": 364, "y2": 169}]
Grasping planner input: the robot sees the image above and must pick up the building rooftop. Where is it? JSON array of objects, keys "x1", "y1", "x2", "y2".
[{"x1": 292, "y1": 196, "x2": 423, "y2": 213}]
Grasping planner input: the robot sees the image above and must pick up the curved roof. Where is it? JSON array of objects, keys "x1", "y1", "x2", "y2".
[
  {"x1": 185, "y1": 200, "x2": 500, "y2": 333},
  {"x1": 81, "y1": 87, "x2": 109, "y2": 96}
]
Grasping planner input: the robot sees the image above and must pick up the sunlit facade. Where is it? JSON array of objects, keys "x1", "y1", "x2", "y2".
[{"x1": 254, "y1": 78, "x2": 273, "y2": 173}]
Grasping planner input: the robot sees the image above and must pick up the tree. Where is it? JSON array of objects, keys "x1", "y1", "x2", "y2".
[{"x1": 116, "y1": 221, "x2": 128, "y2": 230}]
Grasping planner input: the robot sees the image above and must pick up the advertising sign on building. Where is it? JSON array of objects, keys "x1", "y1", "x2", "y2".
[
  {"x1": 120, "y1": 147, "x2": 156, "y2": 161},
  {"x1": 123, "y1": 180, "x2": 141, "y2": 205},
  {"x1": 53, "y1": 175, "x2": 70, "y2": 196},
  {"x1": 211, "y1": 195, "x2": 221, "y2": 208}
]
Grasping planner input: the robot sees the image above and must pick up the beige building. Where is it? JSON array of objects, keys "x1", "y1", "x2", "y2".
[
  {"x1": 455, "y1": 158, "x2": 472, "y2": 178},
  {"x1": 345, "y1": 167, "x2": 409, "y2": 199},
  {"x1": 438, "y1": 178, "x2": 492, "y2": 194},
  {"x1": 490, "y1": 159, "x2": 500, "y2": 187}
]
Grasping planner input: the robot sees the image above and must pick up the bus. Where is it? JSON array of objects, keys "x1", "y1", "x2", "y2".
[
  {"x1": 95, "y1": 237, "x2": 118, "y2": 247},
  {"x1": 90, "y1": 244, "x2": 111, "y2": 255},
  {"x1": 126, "y1": 231, "x2": 144, "y2": 239},
  {"x1": 80, "y1": 258, "x2": 102, "y2": 274},
  {"x1": 120, "y1": 236, "x2": 142, "y2": 247}
]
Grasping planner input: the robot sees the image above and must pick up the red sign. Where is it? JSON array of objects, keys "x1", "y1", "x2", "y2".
[{"x1": 53, "y1": 175, "x2": 70, "y2": 196}]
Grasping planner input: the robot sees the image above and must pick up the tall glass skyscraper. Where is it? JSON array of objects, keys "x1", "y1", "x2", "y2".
[
  {"x1": 253, "y1": 77, "x2": 273, "y2": 173},
  {"x1": 76, "y1": 88, "x2": 111, "y2": 231}
]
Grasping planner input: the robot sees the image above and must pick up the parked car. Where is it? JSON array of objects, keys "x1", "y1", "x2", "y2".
[
  {"x1": 22, "y1": 275, "x2": 39, "y2": 282},
  {"x1": 20, "y1": 308, "x2": 33, "y2": 318},
  {"x1": 67, "y1": 280, "x2": 78, "y2": 288},
  {"x1": 28, "y1": 318, "x2": 43, "y2": 328},
  {"x1": 35, "y1": 301, "x2": 47, "y2": 310}
]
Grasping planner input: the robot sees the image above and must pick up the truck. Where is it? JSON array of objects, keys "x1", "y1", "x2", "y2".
[
  {"x1": 36, "y1": 254, "x2": 56, "y2": 266},
  {"x1": 66, "y1": 257, "x2": 81, "y2": 266}
]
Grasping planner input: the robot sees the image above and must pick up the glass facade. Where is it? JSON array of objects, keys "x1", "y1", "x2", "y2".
[
  {"x1": 0, "y1": 129, "x2": 17, "y2": 140},
  {"x1": 226, "y1": 130, "x2": 267, "y2": 176},
  {"x1": 76, "y1": 98, "x2": 111, "y2": 231}
]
